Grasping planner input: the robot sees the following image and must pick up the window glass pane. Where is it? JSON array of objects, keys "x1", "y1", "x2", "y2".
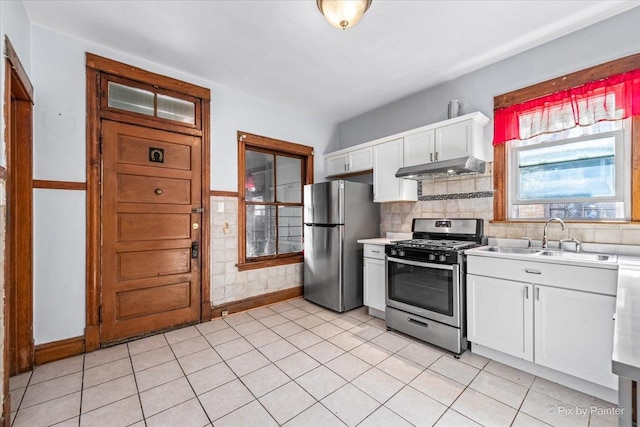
[
  {"x1": 278, "y1": 206, "x2": 302, "y2": 254},
  {"x1": 245, "y1": 151, "x2": 274, "y2": 202},
  {"x1": 108, "y1": 82, "x2": 154, "y2": 116},
  {"x1": 517, "y1": 136, "x2": 616, "y2": 201},
  {"x1": 276, "y1": 156, "x2": 302, "y2": 203},
  {"x1": 246, "y1": 205, "x2": 276, "y2": 258},
  {"x1": 157, "y1": 94, "x2": 196, "y2": 124}
]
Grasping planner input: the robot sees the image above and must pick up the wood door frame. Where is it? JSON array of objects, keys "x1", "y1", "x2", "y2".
[
  {"x1": 3, "y1": 35, "x2": 35, "y2": 423},
  {"x1": 85, "y1": 54, "x2": 211, "y2": 351}
]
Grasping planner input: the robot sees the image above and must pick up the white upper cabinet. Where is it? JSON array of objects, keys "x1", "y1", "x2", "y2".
[
  {"x1": 325, "y1": 147, "x2": 373, "y2": 177},
  {"x1": 325, "y1": 154, "x2": 349, "y2": 177},
  {"x1": 373, "y1": 139, "x2": 417, "y2": 202},
  {"x1": 323, "y1": 112, "x2": 489, "y2": 202},
  {"x1": 435, "y1": 119, "x2": 474, "y2": 160},
  {"x1": 404, "y1": 130, "x2": 435, "y2": 167}
]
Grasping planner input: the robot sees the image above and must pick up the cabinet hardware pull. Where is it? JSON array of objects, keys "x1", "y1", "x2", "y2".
[
  {"x1": 536, "y1": 287, "x2": 540, "y2": 300},
  {"x1": 525, "y1": 269, "x2": 541, "y2": 275},
  {"x1": 408, "y1": 318, "x2": 429, "y2": 328},
  {"x1": 430, "y1": 153, "x2": 433, "y2": 162},
  {"x1": 525, "y1": 287, "x2": 529, "y2": 299},
  {"x1": 435, "y1": 152, "x2": 439, "y2": 161},
  {"x1": 371, "y1": 250, "x2": 380, "y2": 253}
]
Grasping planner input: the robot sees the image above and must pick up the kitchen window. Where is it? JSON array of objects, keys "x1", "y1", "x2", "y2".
[
  {"x1": 237, "y1": 132, "x2": 314, "y2": 271},
  {"x1": 492, "y1": 54, "x2": 640, "y2": 222},
  {"x1": 509, "y1": 120, "x2": 630, "y2": 220}
]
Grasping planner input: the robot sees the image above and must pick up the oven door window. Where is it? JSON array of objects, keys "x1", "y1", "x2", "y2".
[{"x1": 388, "y1": 261, "x2": 453, "y2": 316}]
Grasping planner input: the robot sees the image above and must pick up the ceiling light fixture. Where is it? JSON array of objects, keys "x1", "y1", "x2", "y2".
[{"x1": 316, "y1": 0, "x2": 372, "y2": 30}]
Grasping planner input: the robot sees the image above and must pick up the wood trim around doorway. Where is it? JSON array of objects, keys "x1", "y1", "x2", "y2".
[
  {"x1": 3, "y1": 35, "x2": 35, "y2": 424},
  {"x1": 85, "y1": 54, "x2": 211, "y2": 351}
]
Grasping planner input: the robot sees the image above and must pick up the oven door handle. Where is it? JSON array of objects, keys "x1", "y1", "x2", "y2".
[{"x1": 387, "y1": 257, "x2": 455, "y2": 271}]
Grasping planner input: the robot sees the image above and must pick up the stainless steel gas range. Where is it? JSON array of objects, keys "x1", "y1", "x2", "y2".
[{"x1": 385, "y1": 218, "x2": 485, "y2": 355}]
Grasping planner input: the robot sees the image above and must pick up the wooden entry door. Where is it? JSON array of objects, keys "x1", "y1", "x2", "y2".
[{"x1": 101, "y1": 120, "x2": 202, "y2": 343}]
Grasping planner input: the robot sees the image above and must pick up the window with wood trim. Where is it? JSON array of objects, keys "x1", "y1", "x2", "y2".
[
  {"x1": 493, "y1": 53, "x2": 640, "y2": 222},
  {"x1": 237, "y1": 132, "x2": 314, "y2": 271}
]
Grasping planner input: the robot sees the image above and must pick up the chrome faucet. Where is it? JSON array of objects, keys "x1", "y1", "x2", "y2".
[{"x1": 542, "y1": 218, "x2": 565, "y2": 249}]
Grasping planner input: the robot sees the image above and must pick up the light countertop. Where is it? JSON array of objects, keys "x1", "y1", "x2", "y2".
[{"x1": 357, "y1": 233, "x2": 411, "y2": 245}]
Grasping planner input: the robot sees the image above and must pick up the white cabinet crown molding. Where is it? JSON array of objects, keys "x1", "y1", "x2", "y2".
[{"x1": 324, "y1": 111, "x2": 490, "y2": 158}]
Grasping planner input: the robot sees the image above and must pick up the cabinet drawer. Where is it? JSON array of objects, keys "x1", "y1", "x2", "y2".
[
  {"x1": 363, "y1": 244, "x2": 385, "y2": 260},
  {"x1": 467, "y1": 255, "x2": 617, "y2": 295}
]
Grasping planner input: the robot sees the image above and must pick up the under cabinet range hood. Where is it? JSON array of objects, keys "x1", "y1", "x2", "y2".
[{"x1": 395, "y1": 156, "x2": 486, "y2": 181}]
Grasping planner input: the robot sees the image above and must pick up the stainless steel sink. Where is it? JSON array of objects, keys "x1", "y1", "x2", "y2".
[
  {"x1": 481, "y1": 246, "x2": 540, "y2": 255},
  {"x1": 471, "y1": 246, "x2": 618, "y2": 263},
  {"x1": 536, "y1": 250, "x2": 617, "y2": 262}
]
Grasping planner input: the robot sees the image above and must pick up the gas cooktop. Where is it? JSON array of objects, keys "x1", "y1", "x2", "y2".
[{"x1": 392, "y1": 239, "x2": 479, "y2": 251}]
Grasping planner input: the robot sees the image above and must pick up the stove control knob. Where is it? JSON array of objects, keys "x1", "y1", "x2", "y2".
[
  {"x1": 439, "y1": 254, "x2": 447, "y2": 262},
  {"x1": 428, "y1": 254, "x2": 436, "y2": 261},
  {"x1": 390, "y1": 249, "x2": 397, "y2": 256},
  {"x1": 398, "y1": 250, "x2": 405, "y2": 257}
]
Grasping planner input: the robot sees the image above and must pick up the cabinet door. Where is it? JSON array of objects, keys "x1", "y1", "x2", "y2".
[
  {"x1": 467, "y1": 274, "x2": 533, "y2": 361},
  {"x1": 363, "y1": 257, "x2": 386, "y2": 312},
  {"x1": 325, "y1": 154, "x2": 348, "y2": 177},
  {"x1": 404, "y1": 130, "x2": 435, "y2": 167},
  {"x1": 435, "y1": 119, "x2": 472, "y2": 161},
  {"x1": 534, "y1": 286, "x2": 617, "y2": 389},
  {"x1": 348, "y1": 147, "x2": 373, "y2": 173},
  {"x1": 373, "y1": 139, "x2": 417, "y2": 202}
]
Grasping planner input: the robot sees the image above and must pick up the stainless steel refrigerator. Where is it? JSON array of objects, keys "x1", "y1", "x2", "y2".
[{"x1": 303, "y1": 180, "x2": 380, "y2": 312}]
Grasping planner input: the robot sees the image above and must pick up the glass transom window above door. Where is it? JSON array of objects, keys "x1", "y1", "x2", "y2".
[
  {"x1": 107, "y1": 81, "x2": 196, "y2": 125},
  {"x1": 245, "y1": 150, "x2": 303, "y2": 258}
]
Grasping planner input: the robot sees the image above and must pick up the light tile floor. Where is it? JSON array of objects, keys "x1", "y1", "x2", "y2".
[{"x1": 10, "y1": 297, "x2": 618, "y2": 427}]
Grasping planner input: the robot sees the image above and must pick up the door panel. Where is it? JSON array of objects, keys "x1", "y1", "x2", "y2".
[
  {"x1": 101, "y1": 120, "x2": 201, "y2": 343},
  {"x1": 303, "y1": 224, "x2": 343, "y2": 311},
  {"x1": 117, "y1": 135, "x2": 192, "y2": 170},
  {"x1": 118, "y1": 248, "x2": 191, "y2": 279},
  {"x1": 117, "y1": 174, "x2": 191, "y2": 204},
  {"x1": 118, "y1": 213, "x2": 191, "y2": 241}
]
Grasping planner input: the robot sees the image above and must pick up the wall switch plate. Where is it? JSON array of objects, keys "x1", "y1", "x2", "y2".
[{"x1": 217, "y1": 202, "x2": 224, "y2": 213}]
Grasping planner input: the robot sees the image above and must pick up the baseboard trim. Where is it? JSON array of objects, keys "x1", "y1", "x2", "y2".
[
  {"x1": 211, "y1": 286, "x2": 303, "y2": 318},
  {"x1": 34, "y1": 336, "x2": 85, "y2": 365}
]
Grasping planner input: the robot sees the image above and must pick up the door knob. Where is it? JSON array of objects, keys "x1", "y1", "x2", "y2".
[{"x1": 155, "y1": 188, "x2": 163, "y2": 195}]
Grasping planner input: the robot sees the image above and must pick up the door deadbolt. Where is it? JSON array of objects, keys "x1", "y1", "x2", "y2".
[{"x1": 192, "y1": 223, "x2": 199, "y2": 230}]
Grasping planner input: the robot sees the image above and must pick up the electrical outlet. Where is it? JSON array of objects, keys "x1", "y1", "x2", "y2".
[
  {"x1": 217, "y1": 202, "x2": 225, "y2": 213},
  {"x1": 221, "y1": 309, "x2": 228, "y2": 316}
]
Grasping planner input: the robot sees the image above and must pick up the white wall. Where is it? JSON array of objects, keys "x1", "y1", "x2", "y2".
[
  {"x1": 30, "y1": 24, "x2": 337, "y2": 344},
  {"x1": 1, "y1": 0, "x2": 32, "y2": 168}
]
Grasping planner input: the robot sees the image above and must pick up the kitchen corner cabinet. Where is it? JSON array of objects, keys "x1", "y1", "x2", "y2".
[
  {"x1": 467, "y1": 255, "x2": 618, "y2": 389},
  {"x1": 373, "y1": 138, "x2": 417, "y2": 202},
  {"x1": 325, "y1": 146, "x2": 373, "y2": 177},
  {"x1": 363, "y1": 244, "x2": 386, "y2": 312}
]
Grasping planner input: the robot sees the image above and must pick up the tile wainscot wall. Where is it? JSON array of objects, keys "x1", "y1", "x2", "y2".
[{"x1": 210, "y1": 196, "x2": 302, "y2": 306}]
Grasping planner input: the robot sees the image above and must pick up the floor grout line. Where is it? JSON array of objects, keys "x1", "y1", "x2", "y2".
[{"x1": 10, "y1": 300, "x2": 614, "y2": 427}]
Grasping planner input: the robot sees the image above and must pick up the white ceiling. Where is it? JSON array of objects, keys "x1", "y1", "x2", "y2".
[{"x1": 23, "y1": 0, "x2": 640, "y2": 123}]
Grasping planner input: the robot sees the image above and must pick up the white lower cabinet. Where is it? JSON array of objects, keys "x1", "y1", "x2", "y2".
[
  {"x1": 467, "y1": 255, "x2": 618, "y2": 390},
  {"x1": 363, "y1": 244, "x2": 386, "y2": 313},
  {"x1": 467, "y1": 274, "x2": 533, "y2": 361},
  {"x1": 534, "y1": 285, "x2": 617, "y2": 389}
]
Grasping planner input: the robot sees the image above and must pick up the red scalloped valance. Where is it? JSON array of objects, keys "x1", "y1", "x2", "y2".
[{"x1": 493, "y1": 69, "x2": 640, "y2": 145}]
